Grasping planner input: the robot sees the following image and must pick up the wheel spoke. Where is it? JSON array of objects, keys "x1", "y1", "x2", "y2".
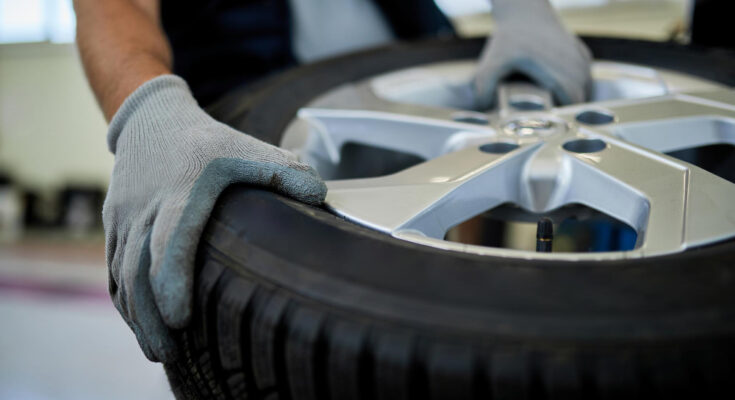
[
  {"x1": 609, "y1": 116, "x2": 735, "y2": 154},
  {"x1": 286, "y1": 81, "x2": 495, "y2": 165},
  {"x1": 557, "y1": 89, "x2": 735, "y2": 153},
  {"x1": 561, "y1": 137, "x2": 735, "y2": 254},
  {"x1": 681, "y1": 164, "x2": 735, "y2": 248},
  {"x1": 559, "y1": 89, "x2": 735, "y2": 124},
  {"x1": 295, "y1": 107, "x2": 496, "y2": 164},
  {"x1": 518, "y1": 143, "x2": 573, "y2": 213},
  {"x1": 326, "y1": 143, "x2": 541, "y2": 238}
]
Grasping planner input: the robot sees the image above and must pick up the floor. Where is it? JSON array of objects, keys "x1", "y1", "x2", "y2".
[{"x1": 0, "y1": 238, "x2": 174, "y2": 400}]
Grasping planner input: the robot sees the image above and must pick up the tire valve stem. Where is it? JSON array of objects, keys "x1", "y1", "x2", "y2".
[{"x1": 536, "y1": 217, "x2": 553, "y2": 253}]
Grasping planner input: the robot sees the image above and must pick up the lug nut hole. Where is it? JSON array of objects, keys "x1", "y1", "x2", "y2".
[
  {"x1": 480, "y1": 142, "x2": 520, "y2": 154},
  {"x1": 563, "y1": 139, "x2": 607, "y2": 153},
  {"x1": 576, "y1": 110, "x2": 615, "y2": 125}
]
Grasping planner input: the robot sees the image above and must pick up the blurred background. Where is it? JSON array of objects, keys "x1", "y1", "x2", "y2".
[{"x1": 0, "y1": 0, "x2": 699, "y2": 399}]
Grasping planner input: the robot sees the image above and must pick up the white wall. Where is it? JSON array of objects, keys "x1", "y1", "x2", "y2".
[{"x1": 0, "y1": 42, "x2": 112, "y2": 194}]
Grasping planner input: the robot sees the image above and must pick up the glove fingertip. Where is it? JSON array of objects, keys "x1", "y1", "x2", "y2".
[
  {"x1": 141, "y1": 342, "x2": 159, "y2": 362},
  {"x1": 153, "y1": 284, "x2": 190, "y2": 331},
  {"x1": 150, "y1": 333, "x2": 181, "y2": 363},
  {"x1": 163, "y1": 305, "x2": 192, "y2": 330},
  {"x1": 277, "y1": 167, "x2": 328, "y2": 205},
  {"x1": 130, "y1": 323, "x2": 160, "y2": 362},
  {"x1": 150, "y1": 256, "x2": 194, "y2": 330}
]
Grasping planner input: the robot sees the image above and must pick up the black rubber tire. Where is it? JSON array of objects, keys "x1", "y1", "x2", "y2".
[{"x1": 166, "y1": 38, "x2": 735, "y2": 399}]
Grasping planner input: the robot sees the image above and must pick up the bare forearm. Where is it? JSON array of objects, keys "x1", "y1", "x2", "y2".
[{"x1": 74, "y1": 0, "x2": 172, "y2": 121}]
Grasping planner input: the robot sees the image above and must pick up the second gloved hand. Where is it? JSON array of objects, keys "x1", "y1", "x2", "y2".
[
  {"x1": 104, "y1": 75, "x2": 327, "y2": 362},
  {"x1": 474, "y1": 0, "x2": 592, "y2": 109}
]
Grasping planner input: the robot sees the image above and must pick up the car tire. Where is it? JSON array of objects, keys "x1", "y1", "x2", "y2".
[{"x1": 165, "y1": 37, "x2": 735, "y2": 400}]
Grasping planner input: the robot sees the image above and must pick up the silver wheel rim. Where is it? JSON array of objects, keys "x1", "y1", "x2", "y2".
[{"x1": 280, "y1": 60, "x2": 735, "y2": 260}]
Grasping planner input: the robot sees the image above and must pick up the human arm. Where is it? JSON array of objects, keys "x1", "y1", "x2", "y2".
[
  {"x1": 74, "y1": 0, "x2": 171, "y2": 120},
  {"x1": 73, "y1": 0, "x2": 327, "y2": 363}
]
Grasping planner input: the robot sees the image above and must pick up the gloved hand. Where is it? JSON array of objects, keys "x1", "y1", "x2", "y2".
[
  {"x1": 474, "y1": 0, "x2": 592, "y2": 109},
  {"x1": 104, "y1": 75, "x2": 327, "y2": 362}
]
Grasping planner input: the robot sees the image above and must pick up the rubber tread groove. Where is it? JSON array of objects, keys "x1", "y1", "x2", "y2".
[
  {"x1": 204, "y1": 269, "x2": 235, "y2": 400},
  {"x1": 274, "y1": 301, "x2": 295, "y2": 400},
  {"x1": 174, "y1": 248, "x2": 735, "y2": 399}
]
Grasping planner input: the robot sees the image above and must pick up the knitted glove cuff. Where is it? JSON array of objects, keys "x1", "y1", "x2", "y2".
[{"x1": 107, "y1": 75, "x2": 212, "y2": 154}]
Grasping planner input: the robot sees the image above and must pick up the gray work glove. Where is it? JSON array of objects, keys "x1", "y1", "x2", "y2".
[
  {"x1": 474, "y1": 0, "x2": 592, "y2": 109},
  {"x1": 104, "y1": 75, "x2": 326, "y2": 362}
]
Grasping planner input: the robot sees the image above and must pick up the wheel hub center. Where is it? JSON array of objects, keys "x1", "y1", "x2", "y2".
[{"x1": 502, "y1": 117, "x2": 560, "y2": 137}]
